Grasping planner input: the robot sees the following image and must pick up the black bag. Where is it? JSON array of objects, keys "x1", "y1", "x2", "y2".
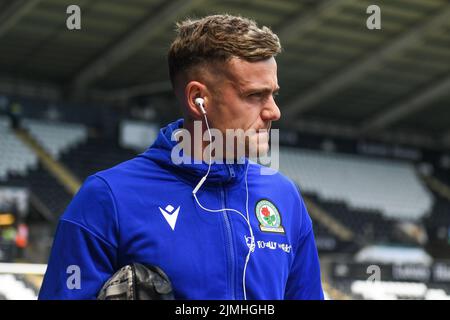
[{"x1": 97, "y1": 263, "x2": 174, "y2": 300}]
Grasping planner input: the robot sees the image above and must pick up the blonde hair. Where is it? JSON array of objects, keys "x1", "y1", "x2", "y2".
[{"x1": 168, "y1": 14, "x2": 281, "y2": 87}]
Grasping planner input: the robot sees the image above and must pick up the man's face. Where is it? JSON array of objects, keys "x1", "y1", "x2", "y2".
[{"x1": 206, "y1": 56, "x2": 281, "y2": 158}]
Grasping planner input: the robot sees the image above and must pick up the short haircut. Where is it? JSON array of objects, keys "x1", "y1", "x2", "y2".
[{"x1": 168, "y1": 14, "x2": 282, "y2": 88}]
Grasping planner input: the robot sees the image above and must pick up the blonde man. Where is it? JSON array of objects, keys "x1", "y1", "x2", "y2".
[{"x1": 39, "y1": 14, "x2": 324, "y2": 300}]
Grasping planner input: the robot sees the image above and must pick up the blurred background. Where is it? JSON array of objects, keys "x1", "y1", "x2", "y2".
[{"x1": 0, "y1": 0, "x2": 450, "y2": 300}]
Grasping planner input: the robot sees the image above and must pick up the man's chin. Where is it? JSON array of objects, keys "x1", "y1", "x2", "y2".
[{"x1": 247, "y1": 142, "x2": 269, "y2": 159}]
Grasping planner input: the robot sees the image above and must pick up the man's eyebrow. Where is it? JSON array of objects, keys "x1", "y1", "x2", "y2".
[{"x1": 243, "y1": 86, "x2": 280, "y2": 94}]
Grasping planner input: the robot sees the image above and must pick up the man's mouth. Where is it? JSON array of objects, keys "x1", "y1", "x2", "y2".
[{"x1": 256, "y1": 124, "x2": 271, "y2": 133}]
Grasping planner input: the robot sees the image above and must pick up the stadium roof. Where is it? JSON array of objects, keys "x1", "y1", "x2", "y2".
[{"x1": 0, "y1": 0, "x2": 449, "y2": 149}]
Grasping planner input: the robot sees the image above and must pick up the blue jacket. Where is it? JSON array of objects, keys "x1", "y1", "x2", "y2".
[{"x1": 39, "y1": 119, "x2": 324, "y2": 300}]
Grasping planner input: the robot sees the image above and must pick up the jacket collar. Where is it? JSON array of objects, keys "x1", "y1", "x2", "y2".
[{"x1": 141, "y1": 118, "x2": 248, "y2": 187}]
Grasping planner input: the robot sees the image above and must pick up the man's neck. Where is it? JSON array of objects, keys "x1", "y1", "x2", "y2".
[
  {"x1": 182, "y1": 118, "x2": 239, "y2": 163},
  {"x1": 183, "y1": 119, "x2": 208, "y2": 162}
]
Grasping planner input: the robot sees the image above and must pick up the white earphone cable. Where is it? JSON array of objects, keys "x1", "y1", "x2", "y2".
[{"x1": 192, "y1": 110, "x2": 255, "y2": 300}]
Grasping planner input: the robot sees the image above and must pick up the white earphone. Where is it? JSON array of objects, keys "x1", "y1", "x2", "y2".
[
  {"x1": 192, "y1": 96, "x2": 255, "y2": 300},
  {"x1": 195, "y1": 97, "x2": 207, "y2": 115}
]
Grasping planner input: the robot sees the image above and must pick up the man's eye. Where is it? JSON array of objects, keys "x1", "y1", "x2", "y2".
[{"x1": 249, "y1": 92, "x2": 263, "y2": 98}]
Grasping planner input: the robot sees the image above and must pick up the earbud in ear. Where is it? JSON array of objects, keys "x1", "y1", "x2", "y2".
[{"x1": 194, "y1": 97, "x2": 206, "y2": 115}]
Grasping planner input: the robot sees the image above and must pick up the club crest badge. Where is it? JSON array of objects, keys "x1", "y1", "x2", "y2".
[{"x1": 255, "y1": 199, "x2": 285, "y2": 234}]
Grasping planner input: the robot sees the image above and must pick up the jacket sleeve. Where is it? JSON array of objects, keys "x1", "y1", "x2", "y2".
[
  {"x1": 284, "y1": 189, "x2": 324, "y2": 300},
  {"x1": 38, "y1": 175, "x2": 119, "y2": 300}
]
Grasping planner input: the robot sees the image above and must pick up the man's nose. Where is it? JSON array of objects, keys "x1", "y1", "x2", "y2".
[{"x1": 261, "y1": 97, "x2": 281, "y2": 122}]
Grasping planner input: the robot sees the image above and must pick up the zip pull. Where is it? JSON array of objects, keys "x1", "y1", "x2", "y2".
[{"x1": 227, "y1": 165, "x2": 236, "y2": 179}]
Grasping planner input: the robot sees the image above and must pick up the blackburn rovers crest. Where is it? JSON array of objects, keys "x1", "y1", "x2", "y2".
[{"x1": 255, "y1": 199, "x2": 285, "y2": 234}]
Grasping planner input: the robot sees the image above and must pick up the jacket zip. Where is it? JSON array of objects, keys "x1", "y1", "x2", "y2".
[
  {"x1": 221, "y1": 185, "x2": 236, "y2": 300},
  {"x1": 223, "y1": 164, "x2": 238, "y2": 299}
]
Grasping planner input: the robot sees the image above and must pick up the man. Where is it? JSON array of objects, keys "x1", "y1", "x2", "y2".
[{"x1": 39, "y1": 14, "x2": 324, "y2": 300}]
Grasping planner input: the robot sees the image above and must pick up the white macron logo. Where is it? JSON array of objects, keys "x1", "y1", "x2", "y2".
[{"x1": 158, "y1": 205, "x2": 180, "y2": 231}]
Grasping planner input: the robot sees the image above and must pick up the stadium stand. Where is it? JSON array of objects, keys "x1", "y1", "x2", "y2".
[
  {"x1": 331, "y1": 280, "x2": 450, "y2": 300},
  {"x1": 422, "y1": 189, "x2": 450, "y2": 259},
  {"x1": 0, "y1": 116, "x2": 10, "y2": 130},
  {"x1": 4, "y1": 164, "x2": 72, "y2": 221},
  {"x1": 280, "y1": 147, "x2": 434, "y2": 220},
  {"x1": 0, "y1": 274, "x2": 37, "y2": 300},
  {"x1": 0, "y1": 263, "x2": 45, "y2": 300},
  {"x1": 311, "y1": 215, "x2": 343, "y2": 252},
  {"x1": 351, "y1": 281, "x2": 438, "y2": 300},
  {"x1": 0, "y1": 120, "x2": 38, "y2": 182},
  {"x1": 1, "y1": 107, "x2": 138, "y2": 216},
  {"x1": 327, "y1": 256, "x2": 450, "y2": 300},
  {"x1": 0, "y1": 0, "x2": 449, "y2": 301},
  {"x1": 3, "y1": 114, "x2": 450, "y2": 300},
  {"x1": 21, "y1": 119, "x2": 88, "y2": 159},
  {"x1": 60, "y1": 136, "x2": 137, "y2": 181},
  {"x1": 432, "y1": 168, "x2": 450, "y2": 194},
  {"x1": 309, "y1": 193, "x2": 398, "y2": 245},
  {"x1": 424, "y1": 193, "x2": 450, "y2": 242},
  {"x1": 5, "y1": 112, "x2": 450, "y2": 300}
]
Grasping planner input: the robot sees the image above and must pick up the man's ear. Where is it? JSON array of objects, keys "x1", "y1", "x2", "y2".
[{"x1": 185, "y1": 81, "x2": 208, "y2": 119}]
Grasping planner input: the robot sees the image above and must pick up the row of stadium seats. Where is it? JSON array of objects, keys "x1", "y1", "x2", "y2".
[
  {"x1": 0, "y1": 124, "x2": 38, "y2": 181},
  {"x1": 311, "y1": 215, "x2": 339, "y2": 251},
  {"x1": 1, "y1": 118, "x2": 135, "y2": 220},
  {"x1": 1, "y1": 118, "x2": 88, "y2": 181},
  {"x1": 2, "y1": 116, "x2": 449, "y2": 252},
  {"x1": 4, "y1": 164, "x2": 72, "y2": 219},
  {"x1": 60, "y1": 136, "x2": 137, "y2": 180},
  {"x1": 0, "y1": 116, "x2": 10, "y2": 130},
  {"x1": 305, "y1": 192, "x2": 398, "y2": 245},
  {"x1": 433, "y1": 168, "x2": 450, "y2": 191},
  {"x1": 351, "y1": 280, "x2": 450, "y2": 300},
  {"x1": 0, "y1": 274, "x2": 38, "y2": 300},
  {"x1": 331, "y1": 278, "x2": 450, "y2": 300},
  {"x1": 280, "y1": 147, "x2": 433, "y2": 220},
  {"x1": 424, "y1": 193, "x2": 450, "y2": 233},
  {"x1": 0, "y1": 118, "x2": 86, "y2": 221},
  {"x1": 22, "y1": 119, "x2": 88, "y2": 159},
  {"x1": 422, "y1": 188, "x2": 450, "y2": 257}
]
